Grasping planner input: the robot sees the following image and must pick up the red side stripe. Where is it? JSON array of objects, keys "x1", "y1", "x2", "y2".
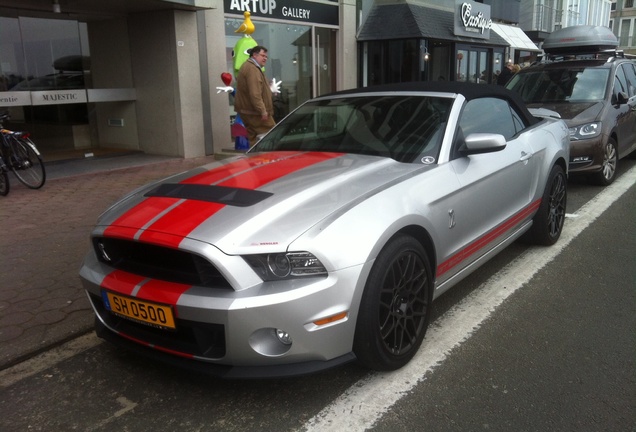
[
  {"x1": 118, "y1": 332, "x2": 195, "y2": 359},
  {"x1": 437, "y1": 199, "x2": 541, "y2": 277}
]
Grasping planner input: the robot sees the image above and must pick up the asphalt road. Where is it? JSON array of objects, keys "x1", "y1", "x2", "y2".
[{"x1": 0, "y1": 161, "x2": 634, "y2": 432}]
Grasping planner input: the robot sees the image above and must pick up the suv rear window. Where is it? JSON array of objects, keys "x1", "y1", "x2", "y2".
[{"x1": 507, "y1": 68, "x2": 610, "y2": 103}]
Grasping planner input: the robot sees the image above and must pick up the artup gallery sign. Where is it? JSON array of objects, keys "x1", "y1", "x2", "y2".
[
  {"x1": 454, "y1": 0, "x2": 492, "y2": 40},
  {"x1": 224, "y1": 0, "x2": 338, "y2": 26}
]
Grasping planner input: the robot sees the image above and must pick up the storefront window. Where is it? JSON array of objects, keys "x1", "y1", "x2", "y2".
[
  {"x1": 362, "y1": 39, "x2": 422, "y2": 86},
  {"x1": 0, "y1": 17, "x2": 24, "y2": 92},
  {"x1": 225, "y1": 19, "x2": 310, "y2": 122},
  {"x1": 0, "y1": 16, "x2": 91, "y2": 156}
]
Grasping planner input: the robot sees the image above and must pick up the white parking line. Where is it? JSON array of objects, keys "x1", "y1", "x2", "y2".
[
  {"x1": 302, "y1": 165, "x2": 636, "y2": 432},
  {"x1": 0, "y1": 333, "x2": 102, "y2": 388}
]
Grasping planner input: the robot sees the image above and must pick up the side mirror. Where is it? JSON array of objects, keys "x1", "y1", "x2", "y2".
[
  {"x1": 615, "y1": 91, "x2": 629, "y2": 106},
  {"x1": 459, "y1": 133, "x2": 507, "y2": 155}
]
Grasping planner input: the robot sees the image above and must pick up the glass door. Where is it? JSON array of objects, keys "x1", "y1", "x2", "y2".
[
  {"x1": 224, "y1": 19, "x2": 337, "y2": 122},
  {"x1": 456, "y1": 46, "x2": 490, "y2": 84},
  {"x1": 314, "y1": 27, "x2": 336, "y2": 97}
]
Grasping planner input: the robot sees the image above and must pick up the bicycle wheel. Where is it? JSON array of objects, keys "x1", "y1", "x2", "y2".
[
  {"x1": 9, "y1": 136, "x2": 46, "y2": 189},
  {"x1": 0, "y1": 168, "x2": 9, "y2": 196}
]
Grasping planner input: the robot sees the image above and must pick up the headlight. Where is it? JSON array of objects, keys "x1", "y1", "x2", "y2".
[
  {"x1": 569, "y1": 122, "x2": 601, "y2": 140},
  {"x1": 243, "y1": 252, "x2": 327, "y2": 281}
]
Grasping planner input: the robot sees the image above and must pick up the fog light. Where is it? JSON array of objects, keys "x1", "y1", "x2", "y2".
[
  {"x1": 249, "y1": 328, "x2": 293, "y2": 356},
  {"x1": 276, "y1": 329, "x2": 292, "y2": 345}
]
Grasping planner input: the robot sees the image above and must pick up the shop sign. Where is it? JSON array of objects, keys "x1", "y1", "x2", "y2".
[
  {"x1": 224, "y1": 0, "x2": 338, "y2": 26},
  {"x1": 31, "y1": 89, "x2": 87, "y2": 106},
  {"x1": 454, "y1": 0, "x2": 491, "y2": 40},
  {"x1": 0, "y1": 91, "x2": 31, "y2": 107}
]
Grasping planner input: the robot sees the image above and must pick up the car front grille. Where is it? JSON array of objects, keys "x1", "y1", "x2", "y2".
[
  {"x1": 90, "y1": 293, "x2": 226, "y2": 359},
  {"x1": 93, "y1": 236, "x2": 232, "y2": 289}
]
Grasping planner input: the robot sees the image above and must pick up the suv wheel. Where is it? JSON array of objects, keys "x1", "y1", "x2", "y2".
[{"x1": 591, "y1": 137, "x2": 617, "y2": 186}]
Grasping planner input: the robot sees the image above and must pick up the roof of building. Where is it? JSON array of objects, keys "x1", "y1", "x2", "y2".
[{"x1": 357, "y1": 2, "x2": 508, "y2": 46}]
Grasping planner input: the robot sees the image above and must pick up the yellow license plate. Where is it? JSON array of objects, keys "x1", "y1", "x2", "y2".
[{"x1": 104, "y1": 291, "x2": 176, "y2": 330}]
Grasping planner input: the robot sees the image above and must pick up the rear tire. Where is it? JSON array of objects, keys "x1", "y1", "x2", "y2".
[
  {"x1": 9, "y1": 136, "x2": 46, "y2": 189},
  {"x1": 353, "y1": 234, "x2": 433, "y2": 371},
  {"x1": 590, "y1": 138, "x2": 617, "y2": 186},
  {"x1": 524, "y1": 164, "x2": 567, "y2": 246}
]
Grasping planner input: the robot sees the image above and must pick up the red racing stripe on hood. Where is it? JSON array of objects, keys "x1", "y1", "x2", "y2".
[
  {"x1": 103, "y1": 152, "x2": 343, "y2": 248},
  {"x1": 103, "y1": 152, "x2": 301, "y2": 240},
  {"x1": 181, "y1": 151, "x2": 303, "y2": 185},
  {"x1": 139, "y1": 152, "x2": 343, "y2": 247}
]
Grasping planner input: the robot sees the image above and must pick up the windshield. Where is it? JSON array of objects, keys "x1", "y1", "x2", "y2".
[
  {"x1": 506, "y1": 68, "x2": 610, "y2": 103},
  {"x1": 251, "y1": 95, "x2": 453, "y2": 163}
]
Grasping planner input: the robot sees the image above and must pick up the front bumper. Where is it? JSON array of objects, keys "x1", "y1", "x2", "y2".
[
  {"x1": 568, "y1": 136, "x2": 604, "y2": 174},
  {"x1": 80, "y1": 251, "x2": 367, "y2": 377}
]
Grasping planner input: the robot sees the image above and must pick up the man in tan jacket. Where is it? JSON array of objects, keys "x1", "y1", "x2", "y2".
[{"x1": 234, "y1": 45, "x2": 275, "y2": 146}]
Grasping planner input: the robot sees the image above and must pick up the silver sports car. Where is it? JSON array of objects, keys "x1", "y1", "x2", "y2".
[{"x1": 80, "y1": 82, "x2": 569, "y2": 378}]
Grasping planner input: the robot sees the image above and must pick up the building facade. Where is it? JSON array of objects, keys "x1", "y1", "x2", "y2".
[
  {"x1": 357, "y1": 0, "x2": 541, "y2": 85},
  {"x1": 0, "y1": 0, "x2": 359, "y2": 160},
  {"x1": 610, "y1": 0, "x2": 636, "y2": 54},
  {"x1": 1, "y1": 0, "x2": 546, "y2": 162},
  {"x1": 520, "y1": 0, "x2": 613, "y2": 44}
]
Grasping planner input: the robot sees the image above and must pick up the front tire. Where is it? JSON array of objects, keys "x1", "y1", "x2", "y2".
[
  {"x1": 524, "y1": 164, "x2": 567, "y2": 246},
  {"x1": 591, "y1": 138, "x2": 617, "y2": 186},
  {"x1": 353, "y1": 234, "x2": 433, "y2": 371},
  {"x1": 9, "y1": 136, "x2": 46, "y2": 189}
]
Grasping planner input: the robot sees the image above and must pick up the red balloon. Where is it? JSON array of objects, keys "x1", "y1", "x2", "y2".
[{"x1": 221, "y1": 72, "x2": 233, "y2": 86}]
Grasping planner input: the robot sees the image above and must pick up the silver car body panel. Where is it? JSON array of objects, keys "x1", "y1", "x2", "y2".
[{"x1": 80, "y1": 87, "x2": 570, "y2": 374}]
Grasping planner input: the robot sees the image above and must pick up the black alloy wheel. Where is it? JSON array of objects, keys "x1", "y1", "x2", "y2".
[
  {"x1": 524, "y1": 164, "x2": 567, "y2": 246},
  {"x1": 354, "y1": 234, "x2": 433, "y2": 371}
]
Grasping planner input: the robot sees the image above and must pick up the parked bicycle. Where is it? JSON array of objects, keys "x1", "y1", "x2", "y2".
[
  {"x1": 0, "y1": 155, "x2": 9, "y2": 196},
  {"x1": 0, "y1": 113, "x2": 46, "y2": 191}
]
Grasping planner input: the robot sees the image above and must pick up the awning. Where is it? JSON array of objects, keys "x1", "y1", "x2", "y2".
[
  {"x1": 490, "y1": 23, "x2": 542, "y2": 52},
  {"x1": 357, "y1": 3, "x2": 508, "y2": 47}
]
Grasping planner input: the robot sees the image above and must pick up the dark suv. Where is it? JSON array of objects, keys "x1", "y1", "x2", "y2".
[{"x1": 506, "y1": 26, "x2": 636, "y2": 185}]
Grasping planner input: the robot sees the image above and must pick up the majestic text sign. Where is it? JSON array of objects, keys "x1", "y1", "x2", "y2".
[
  {"x1": 31, "y1": 89, "x2": 87, "y2": 105},
  {"x1": 454, "y1": 1, "x2": 492, "y2": 40},
  {"x1": 224, "y1": 0, "x2": 338, "y2": 26}
]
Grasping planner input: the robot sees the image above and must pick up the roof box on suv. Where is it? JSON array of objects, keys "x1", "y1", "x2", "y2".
[{"x1": 543, "y1": 25, "x2": 618, "y2": 55}]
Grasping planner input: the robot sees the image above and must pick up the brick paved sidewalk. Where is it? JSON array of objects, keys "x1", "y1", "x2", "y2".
[{"x1": 0, "y1": 155, "x2": 217, "y2": 369}]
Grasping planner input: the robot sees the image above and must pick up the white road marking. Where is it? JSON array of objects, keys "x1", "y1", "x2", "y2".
[
  {"x1": 302, "y1": 165, "x2": 636, "y2": 432},
  {"x1": 0, "y1": 332, "x2": 102, "y2": 388},
  {"x1": 85, "y1": 395, "x2": 138, "y2": 432}
]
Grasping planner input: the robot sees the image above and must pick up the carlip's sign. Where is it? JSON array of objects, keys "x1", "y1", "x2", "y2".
[
  {"x1": 454, "y1": 0, "x2": 492, "y2": 40},
  {"x1": 224, "y1": 0, "x2": 339, "y2": 26}
]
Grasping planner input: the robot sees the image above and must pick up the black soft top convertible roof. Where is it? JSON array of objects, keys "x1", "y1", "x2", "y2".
[{"x1": 324, "y1": 81, "x2": 539, "y2": 126}]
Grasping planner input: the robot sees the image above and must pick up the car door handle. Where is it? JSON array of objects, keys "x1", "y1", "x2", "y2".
[{"x1": 520, "y1": 151, "x2": 533, "y2": 161}]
